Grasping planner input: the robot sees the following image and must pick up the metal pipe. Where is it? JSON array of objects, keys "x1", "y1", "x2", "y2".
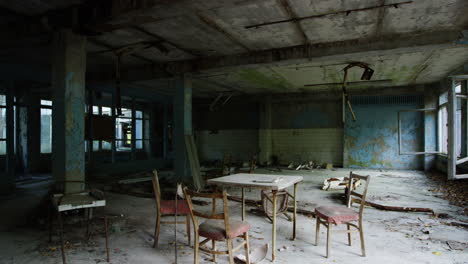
[{"x1": 245, "y1": 1, "x2": 413, "y2": 29}]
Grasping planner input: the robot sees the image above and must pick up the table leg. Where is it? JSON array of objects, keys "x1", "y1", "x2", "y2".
[
  {"x1": 58, "y1": 212, "x2": 66, "y2": 264},
  {"x1": 104, "y1": 216, "x2": 110, "y2": 262},
  {"x1": 272, "y1": 190, "x2": 277, "y2": 262},
  {"x1": 241, "y1": 187, "x2": 245, "y2": 221},
  {"x1": 293, "y1": 183, "x2": 298, "y2": 240}
]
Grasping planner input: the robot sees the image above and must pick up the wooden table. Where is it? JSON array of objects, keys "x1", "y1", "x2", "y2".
[
  {"x1": 208, "y1": 173, "x2": 303, "y2": 261},
  {"x1": 50, "y1": 191, "x2": 107, "y2": 264}
]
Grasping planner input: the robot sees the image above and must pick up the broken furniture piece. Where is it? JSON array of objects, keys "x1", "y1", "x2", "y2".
[
  {"x1": 322, "y1": 177, "x2": 361, "y2": 191},
  {"x1": 235, "y1": 155, "x2": 257, "y2": 174},
  {"x1": 235, "y1": 243, "x2": 269, "y2": 264},
  {"x1": 183, "y1": 188, "x2": 251, "y2": 264},
  {"x1": 314, "y1": 172, "x2": 370, "y2": 258},
  {"x1": 261, "y1": 190, "x2": 292, "y2": 222},
  {"x1": 151, "y1": 170, "x2": 191, "y2": 248},
  {"x1": 203, "y1": 153, "x2": 232, "y2": 183},
  {"x1": 49, "y1": 189, "x2": 108, "y2": 264},
  {"x1": 208, "y1": 173, "x2": 303, "y2": 261}
]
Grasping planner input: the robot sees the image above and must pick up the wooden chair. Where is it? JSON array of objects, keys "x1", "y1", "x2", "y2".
[
  {"x1": 183, "y1": 187, "x2": 251, "y2": 264},
  {"x1": 151, "y1": 170, "x2": 191, "y2": 248},
  {"x1": 314, "y1": 172, "x2": 370, "y2": 258},
  {"x1": 234, "y1": 155, "x2": 257, "y2": 174}
]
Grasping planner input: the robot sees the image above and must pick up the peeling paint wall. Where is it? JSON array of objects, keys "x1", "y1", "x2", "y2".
[{"x1": 344, "y1": 95, "x2": 424, "y2": 169}]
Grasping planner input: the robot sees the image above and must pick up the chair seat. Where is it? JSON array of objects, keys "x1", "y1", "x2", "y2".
[
  {"x1": 198, "y1": 219, "x2": 250, "y2": 241},
  {"x1": 315, "y1": 206, "x2": 359, "y2": 225},
  {"x1": 160, "y1": 200, "x2": 191, "y2": 215}
]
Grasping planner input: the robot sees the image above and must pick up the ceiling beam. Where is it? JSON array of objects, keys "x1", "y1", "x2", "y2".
[
  {"x1": 245, "y1": 1, "x2": 413, "y2": 29},
  {"x1": 130, "y1": 26, "x2": 201, "y2": 57},
  {"x1": 196, "y1": 12, "x2": 252, "y2": 52},
  {"x1": 276, "y1": 0, "x2": 309, "y2": 44},
  {"x1": 89, "y1": 29, "x2": 467, "y2": 83}
]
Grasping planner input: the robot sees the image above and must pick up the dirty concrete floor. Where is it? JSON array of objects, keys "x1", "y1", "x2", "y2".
[{"x1": 0, "y1": 169, "x2": 467, "y2": 264}]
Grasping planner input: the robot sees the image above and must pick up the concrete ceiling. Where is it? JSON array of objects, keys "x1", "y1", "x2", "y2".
[{"x1": 1, "y1": 0, "x2": 468, "y2": 98}]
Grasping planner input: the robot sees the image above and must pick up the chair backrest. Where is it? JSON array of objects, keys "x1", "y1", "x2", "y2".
[
  {"x1": 183, "y1": 187, "x2": 231, "y2": 238},
  {"x1": 346, "y1": 172, "x2": 370, "y2": 218},
  {"x1": 151, "y1": 170, "x2": 161, "y2": 211},
  {"x1": 248, "y1": 155, "x2": 257, "y2": 173}
]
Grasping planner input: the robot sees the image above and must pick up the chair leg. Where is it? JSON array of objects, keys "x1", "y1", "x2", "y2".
[
  {"x1": 194, "y1": 234, "x2": 200, "y2": 264},
  {"x1": 153, "y1": 214, "x2": 161, "y2": 248},
  {"x1": 359, "y1": 224, "x2": 366, "y2": 257},
  {"x1": 347, "y1": 223, "x2": 352, "y2": 246},
  {"x1": 244, "y1": 232, "x2": 250, "y2": 264},
  {"x1": 227, "y1": 238, "x2": 235, "y2": 264},
  {"x1": 315, "y1": 217, "x2": 320, "y2": 246},
  {"x1": 326, "y1": 223, "x2": 332, "y2": 259},
  {"x1": 212, "y1": 240, "x2": 217, "y2": 262},
  {"x1": 186, "y1": 215, "x2": 191, "y2": 246}
]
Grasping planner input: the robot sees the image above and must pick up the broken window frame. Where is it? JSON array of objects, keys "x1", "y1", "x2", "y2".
[
  {"x1": 0, "y1": 94, "x2": 6, "y2": 155},
  {"x1": 448, "y1": 76, "x2": 468, "y2": 179},
  {"x1": 398, "y1": 108, "x2": 440, "y2": 155},
  {"x1": 40, "y1": 100, "x2": 53, "y2": 154}
]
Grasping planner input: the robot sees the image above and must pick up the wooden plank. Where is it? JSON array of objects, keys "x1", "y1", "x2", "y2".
[{"x1": 185, "y1": 135, "x2": 203, "y2": 190}]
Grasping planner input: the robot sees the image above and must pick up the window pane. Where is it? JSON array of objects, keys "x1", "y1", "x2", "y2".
[
  {"x1": 93, "y1": 106, "x2": 100, "y2": 114},
  {"x1": 136, "y1": 110, "x2": 143, "y2": 118},
  {"x1": 41, "y1": 108, "x2": 52, "y2": 153},
  {"x1": 120, "y1": 108, "x2": 132, "y2": 118},
  {"x1": 102, "y1": 107, "x2": 112, "y2": 116},
  {"x1": 93, "y1": 140, "x2": 100, "y2": 151},
  {"x1": 0, "y1": 109, "x2": 5, "y2": 139},
  {"x1": 41, "y1": 100, "x2": 52, "y2": 106},
  {"x1": 136, "y1": 140, "x2": 143, "y2": 149},
  {"x1": 0, "y1": 95, "x2": 5, "y2": 106},
  {"x1": 102, "y1": 141, "x2": 112, "y2": 150},
  {"x1": 116, "y1": 118, "x2": 132, "y2": 140},
  {"x1": 116, "y1": 140, "x2": 131, "y2": 152},
  {"x1": 136, "y1": 119, "x2": 143, "y2": 139},
  {"x1": 0, "y1": 141, "x2": 5, "y2": 155}
]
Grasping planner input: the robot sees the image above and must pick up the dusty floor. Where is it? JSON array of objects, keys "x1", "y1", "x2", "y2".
[{"x1": 0, "y1": 169, "x2": 467, "y2": 264}]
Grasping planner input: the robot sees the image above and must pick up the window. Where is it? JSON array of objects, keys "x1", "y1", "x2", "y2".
[
  {"x1": 438, "y1": 83, "x2": 463, "y2": 156},
  {"x1": 89, "y1": 105, "x2": 148, "y2": 152},
  {"x1": 0, "y1": 95, "x2": 6, "y2": 155},
  {"x1": 40, "y1": 100, "x2": 52, "y2": 153},
  {"x1": 116, "y1": 108, "x2": 133, "y2": 151}
]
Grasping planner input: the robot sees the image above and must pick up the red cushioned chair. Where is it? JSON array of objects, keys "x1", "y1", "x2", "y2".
[
  {"x1": 151, "y1": 170, "x2": 191, "y2": 248},
  {"x1": 314, "y1": 172, "x2": 370, "y2": 258},
  {"x1": 183, "y1": 187, "x2": 251, "y2": 264}
]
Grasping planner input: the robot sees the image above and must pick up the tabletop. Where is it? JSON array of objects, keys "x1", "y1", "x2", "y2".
[{"x1": 207, "y1": 173, "x2": 303, "y2": 191}]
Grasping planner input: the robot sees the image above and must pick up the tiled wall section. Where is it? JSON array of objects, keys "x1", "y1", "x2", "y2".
[
  {"x1": 270, "y1": 128, "x2": 343, "y2": 166},
  {"x1": 196, "y1": 128, "x2": 343, "y2": 165},
  {"x1": 196, "y1": 130, "x2": 259, "y2": 162}
]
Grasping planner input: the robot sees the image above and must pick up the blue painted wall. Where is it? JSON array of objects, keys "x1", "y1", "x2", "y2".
[{"x1": 344, "y1": 95, "x2": 424, "y2": 169}]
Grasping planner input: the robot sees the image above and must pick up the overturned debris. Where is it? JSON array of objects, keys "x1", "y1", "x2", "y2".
[{"x1": 353, "y1": 198, "x2": 435, "y2": 214}]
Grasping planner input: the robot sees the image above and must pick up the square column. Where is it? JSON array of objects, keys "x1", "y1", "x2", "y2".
[
  {"x1": 259, "y1": 95, "x2": 273, "y2": 165},
  {"x1": 173, "y1": 75, "x2": 192, "y2": 183},
  {"x1": 51, "y1": 29, "x2": 87, "y2": 193}
]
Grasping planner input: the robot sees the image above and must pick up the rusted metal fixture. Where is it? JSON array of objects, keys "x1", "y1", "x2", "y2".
[
  {"x1": 304, "y1": 79, "x2": 391, "y2": 87},
  {"x1": 341, "y1": 62, "x2": 375, "y2": 122},
  {"x1": 245, "y1": 1, "x2": 413, "y2": 29}
]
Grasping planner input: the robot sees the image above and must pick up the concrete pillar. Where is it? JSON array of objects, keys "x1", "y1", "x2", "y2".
[
  {"x1": 424, "y1": 85, "x2": 438, "y2": 171},
  {"x1": 258, "y1": 95, "x2": 273, "y2": 165},
  {"x1": 51, "y1": 29, "x2": 86, "y2": 193},
  {"x1": 163, "y1": 104, "x2": 169, "y2": 160},
  {"x1": 173, "y1": 75, "x2": 192, "y2": 183},
  {"x1": 26, "y1": 94, "x2": 40, "y2": 173}
]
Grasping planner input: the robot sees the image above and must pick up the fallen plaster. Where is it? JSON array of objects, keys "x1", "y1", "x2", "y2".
[{"x1": 0, "y1": 169, "x2": 467, "y2": 264}]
